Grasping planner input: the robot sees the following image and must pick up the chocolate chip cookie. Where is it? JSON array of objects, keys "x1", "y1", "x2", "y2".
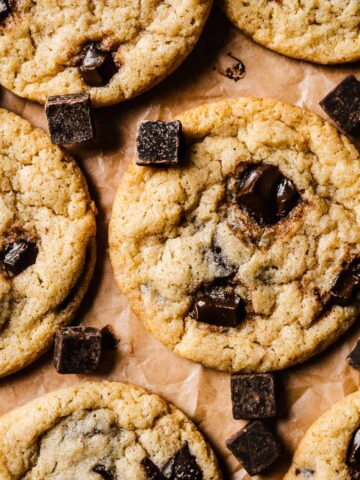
[
  {"x1": 0, "y1": 108, "x2": 96, "y2": 377},
  {"x1": 217, "y1": 0, "x2": 360, "y2": 64},
  {"x1": 0, "y1": 381, "x2": 221, "y2": 479},
  {"x1": 0, "y1": 0, "x2": 212, "y2": 107},
  {"x1": 109, "y1": 98, "x2": 360, "y2": 372},
  {"x1": 285, "y1": 391, "x2": 360, "y2": 480}
]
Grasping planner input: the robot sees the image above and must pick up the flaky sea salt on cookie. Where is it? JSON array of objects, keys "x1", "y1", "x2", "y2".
[{"x1": 110, "y1": 98, "x2": 360, "y2": 372}]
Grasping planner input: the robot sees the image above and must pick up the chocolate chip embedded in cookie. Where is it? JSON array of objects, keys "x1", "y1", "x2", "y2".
[
  {"x1": 79, "y1": 44, "x2": 118, "y2": 87},
  {"x1": 136, "y1": 121, "x2": 183, "y2": 167},
  {"x1": 320, "y1": 76, "x2": 360, "y2": 134},
  {"x1": 110, "y1": 98, "x2": 360, "y2": 373},
  {"x1": 231, "y1": 373, "x2": 278, "y2": 419},
  {"x1": 237, "y1": 164, "x2": 299, "y2": 226},
  {"x1": 0, "y1": 0, "x2": 9, "y2": 22},
  {"x1": 226, "y1": 421, "x2": 282, "y2": 475},
  {"x1": 45, "y1": 93, "x2": 94, "y2": 145},
  {"x1": 0, "y1": 238, "x2": 38, "y2": 279},
  {"x1": 0, "y1": 382, "x2": 221, "y2": 479}
]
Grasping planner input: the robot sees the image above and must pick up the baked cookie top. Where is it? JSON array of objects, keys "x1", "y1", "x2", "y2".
[
  {"x1": 285, "y1": 391, "x2": 360, "y2": 480},
  {"x1": 0, "y1": 0, "x2": 212, "y2": 107},
  {"x1": 0, "y1": 108, "x2": 96, "y2": 377},
  {"x1": 217, "y1": 0, "x2": 360, "y2": 64},
  {"x1": 0, "y1": 381, "x2": 221, "y2": 479},
  {"x1": 109, "y1": 98, "x2": 360, "y2": 372}
]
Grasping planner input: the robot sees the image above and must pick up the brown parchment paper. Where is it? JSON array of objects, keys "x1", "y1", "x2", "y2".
[{"x1": 1, "y1": 6, "x2": 360, "y2": 479}]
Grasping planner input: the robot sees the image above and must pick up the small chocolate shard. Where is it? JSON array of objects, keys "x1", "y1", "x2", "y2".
[
  {"x1": 93, "y1": 465, "x2": 113, "y2": 480},
  {"x1": 225, "y1": 52, "x2": 246, "y2": 82},
  {"x1": 194, "y1": 294, "x2": 244, "y2": 328},
  {"x1": 53, "y1": 326, "x2": 102, "y2": 374},
  {"x1": 79, "y1": 44, "x2": 118, "y2": 87},
  {"x1": 45, "y1": 93, "x2": 94, "y2": 145},
  {"x1": 141, "y1": 458, "x2": 166, "y2": 480},
  {"x1": 330, "y1": 259, "x2": 360, "y2": 306},
  {"x1": 226, "y1": 420, "x2": 282, "y2": 476},
  {"x1": 170, "y1": 443, "x2": 203, "y2": 480},
  {"x1": 0, "y1": 240, "x2": 38, "y2": 278},
  {"x1": 295, "y1": 468, "x2": 314, "y2": 478},
  {"x1": 231, "y1": 373, "x2": 278, "y2": 420},
  {"x1": 348, "y1": 340, "x2": 360, "y2": 371},
  {"x1": 101, "y1": 324, "x2": 120, "y2": 350},
  {"x1": 0, "y1": 0, "x2": 10, "y2": 22},
  {"x1": 237, "y1": 164, "x2": 299, "y2": 226},
  {"x1": 136, "y1": 121, "x2": 182, "y2": 166},
  {"x1": 320, "y1": 75, "x2": 360, "y2": 133}
]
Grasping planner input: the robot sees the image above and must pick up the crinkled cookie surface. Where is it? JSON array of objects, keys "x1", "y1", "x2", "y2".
[
  {"x1": 110, "y1": 98, "x2": 360, "y2": 372},
  {"x1": 0, "y1": 108, "x2": 96, "y2": 377},
  {"x1": 0, "y1": 0, "x2": 212, "y2": 106},
  {"x1": 0, "y1": 381, "x2": 221, "y2": 480},
  {"x1": 218, "y1": 0, "x2": 360, "y2": 64},
  {"x1": 285, "y1": 391, "x2": 360, "y2": 480}
]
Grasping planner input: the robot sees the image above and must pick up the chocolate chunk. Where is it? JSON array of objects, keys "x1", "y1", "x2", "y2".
[
  {"x1": 93, "y1": 465, "x2": 113, "y2": 480},
  {"x1": 170, "y1": 443, "x2": 203, "y2": 480},
  {"x1": 0, "y1": 0, "x2": 10, "y2": 21},
  {"x1": 0, "y1": 240, "x2": 38, "y2": 278},
  {"x1": 348, "y1": 429, "x2": 360, "y2": 466},
  {"x1": 330, "y1": 259, "x2": 360, "y2": 306},
  {"x1": 226, "y1": 420, "x2": 282, "y2": 476},
  {"x1": 45, "y1": 93, "x2": 94, "y2": 144},
  {"x1": 295, "y1": 468, "x2": 314, "y2": 478},
  {"x1": 141, "y1": 458, "x2": 166, "y2": 480},
  {"x1": 231, "y1": 373, "x2": 278, "y2": 419},
  {"x1": 347, "y1": 340, "x2": 360, "y2": 371},
  {"x1": 79, "y1": 44, "x2": 118, "y2": 87},
  {"x1": 136, "y1": 121, "x2": 182, "y2": 166},
  {"x1": 101, "y1": 325, "x2": 120, "y2": 350},
  {"x1": 194, "y1": 294, "x2": 245, "y2": 328},
  {"x1": 53, "y1": 326, "x2": 102, "y2": 374},
  {"x1": 237, "y1": 164, "x2": 299, "y2": 226},
  {"x1": 320, "y1": 75, "x2": 360, "y2": 133},
  {"x1": 349, "y1": 467, "x2": 360, "y2": 480}
]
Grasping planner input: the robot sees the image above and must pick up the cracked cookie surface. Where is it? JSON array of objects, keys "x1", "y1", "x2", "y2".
[
  {"x1": 0, "y1": 0, "x2": 212, "y2": 107},
  {"x1": 109, "y1": 98, "x2": 360, "y2": 372},
  {"x1": 0, "y1": 108, "x2": 96, "y2": 377},
  {"x1": 0, "y1": 381, "x2": 221, "y2": 479},
  {"x1": 285, "y1": 391, "x2": 360, "y2": 480},
  {"x1": 217, "y1": 0, "x2": 360, "y2": 64}
]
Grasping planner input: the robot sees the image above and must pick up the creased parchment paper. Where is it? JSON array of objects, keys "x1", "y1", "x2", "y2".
[{"x1": 0, "y1": 6, "x2": 360, "y2": 479}]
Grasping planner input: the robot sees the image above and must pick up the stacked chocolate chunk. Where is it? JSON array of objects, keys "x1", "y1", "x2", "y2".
[{"x1": 226, "y1": 373, "x2": 283, "y2": 476}]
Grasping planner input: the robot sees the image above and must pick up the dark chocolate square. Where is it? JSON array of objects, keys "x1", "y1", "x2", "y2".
[
  {"x1": 347, "y1": 340, "x2": 360, "y2": 371},
  {"x1": 45, "y1": 93, "x2": 94, "y2": 144},
  {"x1": 53, "y1": 326, "x2": 102, "y2": 374},
  {"x1": 136, "y1": 120, "x2": 182, "y2": 166},
  {"x1": 0, "y1": 0, "x2": 9, "y2": 21},
  {"x1": 319, "y1": 75, "x2": 360, "y2": 133},
  {"x1": 231, "y1": 373, "x2": 278, "y2": 419},
  {"x1": 0, "y1": 240, "x2": 38, "y2": 278},
  {"x1": 194, "y1": 294, "x2": 244, "y2": 328},
  {"x1": 226, "y1": 420, "x2": 282, "y2": 476},
  {"x1": 167, "y1": 443, "x2": 203, "y2": 480}
]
